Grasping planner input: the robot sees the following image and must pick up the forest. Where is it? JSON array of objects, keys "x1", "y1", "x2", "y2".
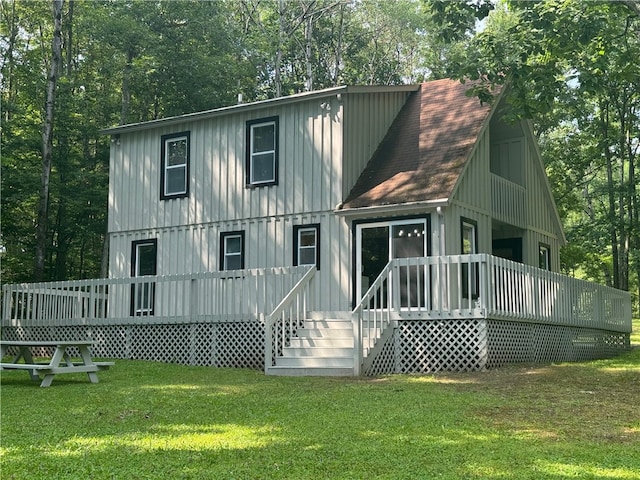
[{"x1": 1, "y1": 0, "x2": 639, "y2": 311}]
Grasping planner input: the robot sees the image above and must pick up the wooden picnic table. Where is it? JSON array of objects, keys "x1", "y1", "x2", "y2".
[{"x1": 0, "y1": 340, "x2": 113, "y2": 387}]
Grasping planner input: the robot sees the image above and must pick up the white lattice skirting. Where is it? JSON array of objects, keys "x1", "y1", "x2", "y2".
[
  {"x1": 2, "y1": 318, "x2": 629, "y2": 375},
  {"x1": 2, "y1": 322, "x2": 265, "y2": 370},
  {"x1": 364, "y1": 319, "x2": 629, "y2": 376}
]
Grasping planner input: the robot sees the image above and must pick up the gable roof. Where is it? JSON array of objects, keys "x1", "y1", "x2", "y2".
[
  {"x1": 101, "y1": 85, "x2": 417, "y2": 135},
  {"x1": 341, "y1": 79, "x2": 495, "y2": 210}
]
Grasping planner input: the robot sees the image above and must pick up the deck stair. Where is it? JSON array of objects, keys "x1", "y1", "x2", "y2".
[{"x1": 267, "y1": 311, "x2": 358, "y2": 376}]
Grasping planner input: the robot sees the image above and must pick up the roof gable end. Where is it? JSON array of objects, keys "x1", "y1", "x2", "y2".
[{"x1": 342, "y1": 79, "x2": 494, "y2": 210}]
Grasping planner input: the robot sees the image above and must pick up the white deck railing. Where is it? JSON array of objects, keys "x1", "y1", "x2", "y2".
[
  {"x1": 491, "y1": 174, "x2": 526, "y2": 227},
  {"x1": 264, "y1": 266, "x2": 317, "y2": 370},
  {"x1": 486, "y1": 255, "x2": 631, "y2": 332},
  {"x1": 353, "y1": 254, "x2": 632, "y2": 369},
  {"x1": 2, "y1": 266, "x2": 311, "y2": 327}
]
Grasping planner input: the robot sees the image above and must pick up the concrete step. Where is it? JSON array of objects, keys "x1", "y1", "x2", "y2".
[
  {"x1": 266, "y1": 311, "x2": 360, "y2": 377},
  {"x1": 306, "y1": 311, "x2": 354, "y2": 320},
  {"x1": 289, "y1": 337, "x2": 354, "y2": 348},
  {"x1": 275, "y1": 356, "x2": 353, "y2": 368},
  {"x1": 282, "y1": 346, "x2": 354, "y2": 357},
  {"x1": 296, "y1": 327, "x2": 353, "y2": 338},
  {"x1": 266, "y1": 366, "x2": 354, "y2": 377},
  {"x1": 302, "y1": 318, "x2": 352, "y2": 330}
]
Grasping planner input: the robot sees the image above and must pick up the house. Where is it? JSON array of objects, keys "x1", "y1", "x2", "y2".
[
  {"x1": 105, "y1": 79, "x2": 562, "y2": 301},
  {"x1": 2, "y1": 79, "x2": 631, "y2": 375}
]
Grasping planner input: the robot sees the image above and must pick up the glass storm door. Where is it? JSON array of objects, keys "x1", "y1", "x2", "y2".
[{"x1": 356, "y1": 219, "x2": 428, "y2": 308}]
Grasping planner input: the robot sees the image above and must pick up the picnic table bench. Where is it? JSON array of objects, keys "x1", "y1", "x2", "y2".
[{"x1": 0, "y1": 340, "x2": 113, "y2": 387}]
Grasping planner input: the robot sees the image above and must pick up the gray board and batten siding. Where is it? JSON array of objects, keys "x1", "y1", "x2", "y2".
[{"x1": 106, "y1": 86, "x2": 415, "y2": 312}]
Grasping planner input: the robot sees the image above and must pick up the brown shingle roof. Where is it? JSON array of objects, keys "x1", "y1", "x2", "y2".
[{"x1": 342, "y1": 79, "x2": 494, "y2": 210}]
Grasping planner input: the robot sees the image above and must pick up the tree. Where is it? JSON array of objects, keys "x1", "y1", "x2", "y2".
[
  {"x1": 34, "y1": 0, "x2": 64, "y2": 281},
  {"x1": 449, "y1": 1, "x2": 639, "y2": 300},
  {"x1": 2, "y1": 0, "x2": 465, "y2": 283}
]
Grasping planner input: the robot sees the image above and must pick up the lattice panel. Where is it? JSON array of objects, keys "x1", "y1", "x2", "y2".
[
  {"x1": 1, "y1": 322, "x2": 266, "y2": 370},
  {"x1": 396, "y1": 319, "x2": 487, "y2": 373},
  {"x1": 214, "y1": 322, "x2": 264, "y2": 369},
  {"x1": 365, "y1": 319, "x2": 488, "y2": 375},
  {"x1": 364, "y1": 334, "x2": 396, "y2": 376},
  {"x1": 486, "y1": 320, "x2": 630, "y2": 368},
  {"x1": 91, "y1": 326, "x2": 129, "y2": 359},
  {"x1": 191, "y1": 323, "x2": 218, "y2": 366},
  {"x1": 129, "y1": 325, "x2": 192, "y2": 364},
  {"x1": 2, "y1": 319, "x2": 630, "y2": 375},
  {"x1": 485, "y1": 321, "x2": 535, "y2": 367}
]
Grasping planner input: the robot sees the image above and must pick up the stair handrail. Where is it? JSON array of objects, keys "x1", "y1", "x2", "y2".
[
  {"x1": 352, "y1": 260, "x2": 396, "y2": 375},
  {"x1": 264, "y1": 266, "x2": 317, "y2": 372}
]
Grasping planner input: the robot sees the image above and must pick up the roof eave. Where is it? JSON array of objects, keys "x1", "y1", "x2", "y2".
[
  {"x1": 335, "y1": 199, "x2": 450, "y2": 218},
  {"x1": 100, "y1": 86, "x2": 349, "y2": 135},
  {"x1": 100, "y1": 84, "x2": 421, "y2": 136}
]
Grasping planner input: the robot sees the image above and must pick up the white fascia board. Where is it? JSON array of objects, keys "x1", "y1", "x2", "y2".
[
  {"x1": 101, "y1": 86, "x2": 348, "y2": 135},
  {"x1": 101, "y1": 85, "x2": 421, "y2": 136},
  {"x1": 334, "y1": 199, "x2": 450, "y2": 218}
]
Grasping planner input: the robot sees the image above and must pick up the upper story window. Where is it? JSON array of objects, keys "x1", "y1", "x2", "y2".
[
  {"x1": 161, "y1": 131, "x2": 190, "y2": 199},
  {"x1": 220, "y1": 231, "x2": 245, "y2": 271},
  {"x1": 246, "y1": 117, "x2": 278, "y2": 187},
  {"x1": 293, "y1": 224, "x2": 320, "y2": 269}
]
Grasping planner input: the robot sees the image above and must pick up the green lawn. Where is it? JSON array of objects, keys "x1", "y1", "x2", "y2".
[{"x1": 2, "y1": 322, "x2": 639, "y2": 480}]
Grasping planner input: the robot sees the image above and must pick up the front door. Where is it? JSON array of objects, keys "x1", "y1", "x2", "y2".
[{"x1": 355, "y1": 218, "x2": 429, "y2": 307}]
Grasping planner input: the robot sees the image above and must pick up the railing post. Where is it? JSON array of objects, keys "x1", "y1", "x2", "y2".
[
  {"x1": 478, "y1": 254, "x2": 486, "y2": 314},
  {"x1": 190, "y1": 278, "x2": 198, "y2": 321},
  {"x1": 2, "y1": 284, "x2": 10, "y2": 323},
  {"x1": 391, "y1": 261, "x2": 400, "y2": 311},
  {"x1": 264, "y1": 313, "x2": 272, "y2": 372},
  {"x1": 353, "y1": 310, "x2": 362, "y2": 376}
]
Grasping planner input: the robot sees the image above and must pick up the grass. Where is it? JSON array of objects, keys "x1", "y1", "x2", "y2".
[{"x1": 1, "y1": 321, "x2": 639, "y2": 479}]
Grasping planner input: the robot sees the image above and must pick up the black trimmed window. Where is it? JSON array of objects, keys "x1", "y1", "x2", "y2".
[
  {"x1": 161, "y1": 131, "x2": 190, "y2": 199},
  {"x1": 293, "y1": 224, "x2": 320, "y2": 269},
  {"x1": 246, "y1": 117, "x2": 278, "y2": 186},
  {"x1": 130, "y1": 239, "x2": 157, "y2": 316},
  {"x1": 461, "y1": 218, "x2": 479, "y2": 299},
  {"x1": 539, "y1": 243, "x2": 551, "y2": 270},
  {"x1": 220, "y1": 231, "x2": 245, "y2": 271}
]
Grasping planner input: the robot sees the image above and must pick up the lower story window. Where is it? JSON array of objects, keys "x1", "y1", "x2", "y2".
[
  {"x1": 293, "y1": 224, "x2": 320, "y2": 269},
  {"x1": 221, "y1": 231, "x2": 245, "y2": 271},
  {"x1": 130, "y1": 239, "x2": 157, "y2": 316},
  {"x1": 539, "y1": 244, "x2": 551, "y2": 270},
  {"x1": 461, "y1": 218, "x2": 478, "y2": 299}
]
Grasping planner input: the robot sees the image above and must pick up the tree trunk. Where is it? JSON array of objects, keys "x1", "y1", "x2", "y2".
[
  {"x1": 304, "y1": 14, "x2": 313, "y2": 91},
  {"x1": 121, "y1": 48, "x2": 134, "y2": 124},
  {"x1": 332, "y1": 4, "x2": 345, "y2": 86},
  {"x1": 275, "y1": 0, "x2": 286, "y2": 97},
  {"x1": 65, "y1": 0, "x2": 73, "y2": 76},
  {"x1": 34, "y1": 0, "x2": 64, "y2": 281},
  {"x1": 1, "y1": 0, "x2": 18, "y2": 123}
]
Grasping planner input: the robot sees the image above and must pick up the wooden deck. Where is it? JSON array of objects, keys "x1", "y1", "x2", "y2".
[{"x1": 2, "y1": 256, "x2": 632, "y2": 376}]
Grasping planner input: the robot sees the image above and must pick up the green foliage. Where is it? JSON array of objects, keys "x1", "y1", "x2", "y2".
[
  {"x1": 2, "y1": 352, "x2": 639, "y2": 479},
  {"x1": 1, "y1": 0, "x2": 456, "y2": 282},
  {"x1": 448, "y1": 1, "x2": 640, "y2": 300}
]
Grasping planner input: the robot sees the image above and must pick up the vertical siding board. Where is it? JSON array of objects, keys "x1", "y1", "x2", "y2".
[
  {"x1": 108, "y1": 90, "x2": 411, "y2": 313},
  {"x1": 341, "y1": 92, "x2": 410, "y2": 200}
]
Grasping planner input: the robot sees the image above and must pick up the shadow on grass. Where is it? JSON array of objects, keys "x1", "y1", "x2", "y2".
[{"x1": 2, "y1": 354, "x2": 639, "y2": 479}]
